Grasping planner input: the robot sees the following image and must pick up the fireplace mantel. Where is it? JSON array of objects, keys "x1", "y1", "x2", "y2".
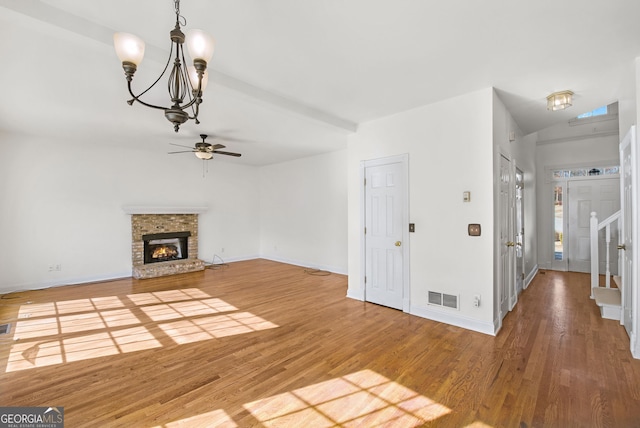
[{"x1": 122, "y1": 206, "x2": 208, "y2": 215}]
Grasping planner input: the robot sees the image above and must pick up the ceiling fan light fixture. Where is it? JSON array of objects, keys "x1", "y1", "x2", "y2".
[
  {"x1": 547, "y1": 90, "x2": 573, "y2": 111},
  {"x1": 195, "y1": 151, "x2": 213, "y2": 160},
  {"x1": 114, "y1": 0, "x2": 214, "y2": 132}
]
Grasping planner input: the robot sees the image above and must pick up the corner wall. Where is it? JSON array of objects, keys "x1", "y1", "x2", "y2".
[
  {"x1": 347, "y1": 88, "x2": 496, "y2": 334},
  {"x1": 259, "y1": 150, "x2": 348, "y2": 273}
]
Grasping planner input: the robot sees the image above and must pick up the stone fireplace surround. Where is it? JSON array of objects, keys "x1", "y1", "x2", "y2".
[{"x1": 124, "y1": 206, "x2": 207, "y2": 279}]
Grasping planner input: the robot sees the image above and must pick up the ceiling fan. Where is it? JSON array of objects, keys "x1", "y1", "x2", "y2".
[{"x1": 168, "y1": 134, "x2": 242, "y2": 160}]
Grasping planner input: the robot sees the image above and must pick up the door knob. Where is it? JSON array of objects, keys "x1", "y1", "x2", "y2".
[
  {"x1": 395, "y1": 241, "x2": 402, "y2": 247},
  {"x1": 618, "y1": 244, "x2": 626, "y2": 250},
  {"x1": 506, "y1": 241, "x2": 515, "y2": 247}
]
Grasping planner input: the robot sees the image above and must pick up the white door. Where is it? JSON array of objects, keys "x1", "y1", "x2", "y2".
[
  {"x1": 567, "y1": 178, "x2": 620, "y2": 273},
  {"x1": 620, "y1": 130, "x2": 635, "y2": 336},
  {"x1": 498, "y1": 155, "x2": 515, "y2": 318},
  {"x1": 364, "y1": 160, "x2": 407, "y2": 310},
  {"x1": 515, "y1": 168, "x2": 525, "y2": 292}
]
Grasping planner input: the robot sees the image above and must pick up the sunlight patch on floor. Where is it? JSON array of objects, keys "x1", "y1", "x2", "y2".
[
  {"x1": 154, "y1": 409, "x2": 238, "y2": 428},
  {"x1": 243, "y1": 369, "x2": 451, "y2": 427},
  {"x1": 6, "y1": 288, "x2": 278, "y2": 372}
]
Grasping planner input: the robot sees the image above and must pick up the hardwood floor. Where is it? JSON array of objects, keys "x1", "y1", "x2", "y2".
[{"x1": 1, "y1": 260, "x2": 639, "y2": 427}]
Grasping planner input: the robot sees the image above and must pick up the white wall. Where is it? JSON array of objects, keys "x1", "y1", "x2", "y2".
[
  {"x1": 347, "y1": 88, "x2": 496, "y2": 334},
  {"x1": 535, "y1": 116, "x2": 620, "y2": 269},
  {"x1": 259, "y1": 150, "x2": 348, "y2": 273},
  {"x1": 0, "y1": 131, "x2": 261, "y2": 293}
]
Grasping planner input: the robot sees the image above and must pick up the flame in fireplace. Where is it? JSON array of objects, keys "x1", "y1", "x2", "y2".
[{"x1": 152, "y1": 245, "x2": 178, "y2": 260}]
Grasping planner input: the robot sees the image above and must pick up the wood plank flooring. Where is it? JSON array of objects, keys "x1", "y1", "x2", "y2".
[{"x1": 1, "y1": 260, "x2": 640, "y2": 427}]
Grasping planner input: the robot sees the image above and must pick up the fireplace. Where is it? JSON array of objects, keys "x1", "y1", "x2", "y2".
[
  {"x1": 143, "y1": 232, "x2": 190, "y2": 264},
  {"x1": 125, "y1": 208, "x2": 207, "y2": 279}
]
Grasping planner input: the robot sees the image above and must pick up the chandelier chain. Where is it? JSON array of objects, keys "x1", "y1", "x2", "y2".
[{"x1": 174, "y1": 0, "x2": 187, "y2": 27}]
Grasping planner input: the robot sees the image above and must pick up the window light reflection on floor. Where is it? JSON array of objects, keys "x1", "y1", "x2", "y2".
[
  {"x1": 243, "y1": 369, "x2": 451, "y2": 427},
  {"x1": 154, "y1": 409, "x2": 238, "y2": 428},
  {"x1": 6, "y1": 288, "x2": 278, "y2": 372}
]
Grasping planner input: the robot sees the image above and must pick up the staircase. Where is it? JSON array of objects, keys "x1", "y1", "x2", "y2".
[
  {"x1": 592, "y1": 276, "x2": 622, "y2": 320},
  {"x1": 590, "y1": 211, "x2": 622, "y2": 321}
]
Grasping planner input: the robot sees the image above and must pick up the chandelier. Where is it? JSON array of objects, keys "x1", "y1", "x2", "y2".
[{"x1": 113, "y1": 0, "x2": 215, "y2": 132}]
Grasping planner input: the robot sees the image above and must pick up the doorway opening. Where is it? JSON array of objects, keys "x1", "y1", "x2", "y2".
[{"x1": 548, "y1": 164, "x2": 620, "y2": 272}]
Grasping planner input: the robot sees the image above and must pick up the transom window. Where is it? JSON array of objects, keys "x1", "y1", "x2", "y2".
[
  {"x1": 552, "y1": 165, "x2": 619, "y2": 180},
  {"x1": 577, "y1": 105, "x2": 608, "y2": 119}
]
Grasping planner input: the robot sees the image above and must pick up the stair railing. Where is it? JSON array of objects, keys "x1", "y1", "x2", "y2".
[{"x1": 590, "y1": 210, "x2": 621, "y2": 297}]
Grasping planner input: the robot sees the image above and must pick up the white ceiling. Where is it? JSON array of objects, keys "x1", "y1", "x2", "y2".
[{"x1": 1, "y1": 0, "x2": 640, "y2": 165}]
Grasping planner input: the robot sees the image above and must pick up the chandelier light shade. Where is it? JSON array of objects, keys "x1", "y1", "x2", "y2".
[
  {"x1": 547, "y1": 90, "x2": 573, "y2": 111},
  {"x1": 113, "y1": 32, "x2": 145, "y2": 65},
  {"x1": 195, "y1": 151, "x2": 213, "y2": 160},
  {"x1": 113, "y1": 0, "x2": 215, "y2": 132}
]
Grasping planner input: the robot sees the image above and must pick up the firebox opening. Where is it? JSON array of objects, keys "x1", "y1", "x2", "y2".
[{"x1": 143, "y1": 231, "x2": 190, "y2": 264}]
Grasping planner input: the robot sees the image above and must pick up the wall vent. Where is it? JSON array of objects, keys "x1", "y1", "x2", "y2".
[
  {"x1": 0, "y1": 324, "x2": 10, "y2": 335},
  {"x1": 428, "y1": 291, "x2": 459, "y2": 310}
]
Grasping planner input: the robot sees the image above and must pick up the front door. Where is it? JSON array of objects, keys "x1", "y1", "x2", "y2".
[
  {"x1": 364, "y1": 157, "x2": 408, "y2": 311},
  {"x1": 567, "y1": 178, "x2": 620, "y2": 273}
]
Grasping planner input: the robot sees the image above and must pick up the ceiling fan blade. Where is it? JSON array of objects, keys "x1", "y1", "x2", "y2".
[
  {"x1": 170, "y1": 143, "x2": 195, "y2": 149},
  {"x1": 168, "y1": 150, "x2": 195, "y2": 154},
  {"x1": 213, "y1": 150, "x2": 242, "y2": 157},
  {"x1": 212, "y1": 144, "x2": 226, "y2": 150}
]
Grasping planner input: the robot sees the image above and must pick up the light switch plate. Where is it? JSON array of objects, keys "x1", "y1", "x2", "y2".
[{"x1": 463, "y1": 191, "x2": 471, "y2": 202}]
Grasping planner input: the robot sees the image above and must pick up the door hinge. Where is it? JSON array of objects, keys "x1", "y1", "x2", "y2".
[
  {"x1": 364, "y1": 227, "x2": 367, "y2": 235},
  {"x1": 522, "y1": 273, "x2": 525, "y2": 280},
  {"x1": 364, "y1": 178, "x2": 367, "y2": 186},
  {"x1": 364, "y1": 276, "x2": 367, "y2": 284}
]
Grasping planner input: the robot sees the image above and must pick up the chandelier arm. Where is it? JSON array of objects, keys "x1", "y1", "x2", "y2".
[
  {"x1": 127, "y1": 42, "x2": 176, "y2": 108},
  {"x1": 126, "y1": 80, "x2": 168, "y2": 110}
]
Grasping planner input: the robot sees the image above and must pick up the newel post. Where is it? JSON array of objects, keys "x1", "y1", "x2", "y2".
[{"x1": 590, "y1": 212, "x2": 599, "y2": 297}]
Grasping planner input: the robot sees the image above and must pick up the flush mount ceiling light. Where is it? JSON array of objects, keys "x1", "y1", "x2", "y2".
[
  {"x1": 547, "y1": 90, "x2": 573, "y2": 111},
  {"x1": 113, "y1": 0, "x2": 214, "y2": 132}
]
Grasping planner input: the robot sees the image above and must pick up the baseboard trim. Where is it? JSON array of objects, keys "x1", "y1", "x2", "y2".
[
  {"x1": 260, "y1": 255, "x2": 347, "y2": 275},
  {"x1": 631, "y1": 332, "x2": 640, "y2": 360},
  {"x1": 410, "y1": 304, "x2": 496, "y2": 336},
  {"x1": 524, "y1": 265, "x2": 539, "y2": 289},
  {"x1": 0, "y1": 271, "x2": 132, "y2": 295},
  {"x1": 346, "y1": 288, "x2": 364, "y2": 301}
]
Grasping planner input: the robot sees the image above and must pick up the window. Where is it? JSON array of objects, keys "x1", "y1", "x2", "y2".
[
  {"x1": 577, "y1": 105, "x2": 608, "y2": 119},
  {"x1": 551, "y1": 165, "x2": 619, "y2": 179},
  {"x1": 554, "y1": 185, "x2": 563, "y2": 261}
]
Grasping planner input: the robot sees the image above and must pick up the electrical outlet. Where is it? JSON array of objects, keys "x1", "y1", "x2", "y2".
[
  {"x1": 221, "y1": 248, "x2": 225, "y2": 253},
  {"x1": 474, "y1": 294, "x2": 481, "y2": 307}
]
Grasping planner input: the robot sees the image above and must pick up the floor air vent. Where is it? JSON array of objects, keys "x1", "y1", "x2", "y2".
[
  {"x1": 428, "y1": 291, "x2": 459, "y2": 310},
  {"x1": 0, "y1": 324, "x2": 10, "y2": 335}
]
